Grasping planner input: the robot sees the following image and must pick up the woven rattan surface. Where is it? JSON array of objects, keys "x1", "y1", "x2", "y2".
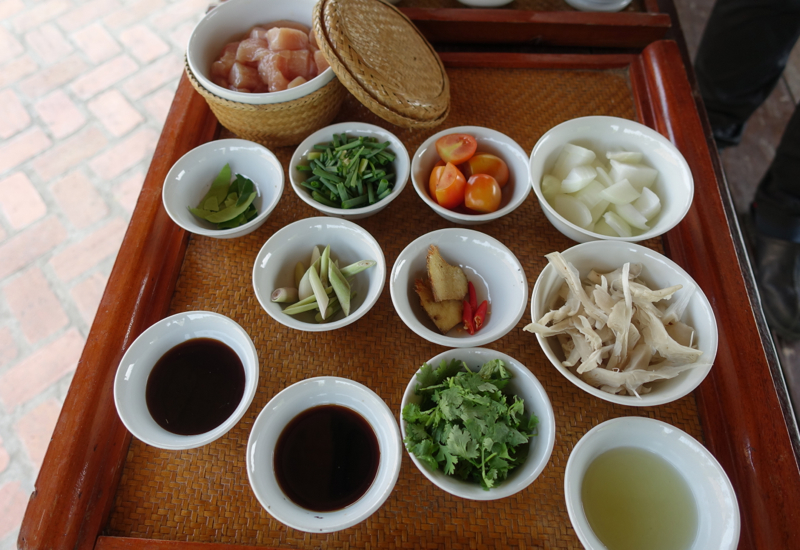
[
  {"x1": 314, "y1": 0, "x2": 450, "y2": 128},
  {"x1": 106, "y1": 65, "x2": 703, "y2": 549},
  {"x1": 399, "y1": 0, "x2": 645, "y2": 11}
]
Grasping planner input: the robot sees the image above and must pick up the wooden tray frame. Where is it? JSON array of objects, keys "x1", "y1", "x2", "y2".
[
  {"x1": 17, "y1": 41, "x2": 800, "y2": 550},
  {"x1": 400, "y1": 0, "x2": 670, "y2": 48}
]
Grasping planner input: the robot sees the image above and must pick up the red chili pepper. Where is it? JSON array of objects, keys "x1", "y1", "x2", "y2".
[
  {"x1": 473, "y1": 300, "x2": 488, "y2": 331},
  {"x1": 462, "y1": 299, "x2": 475, "y2": 335},
  {"x1": 468, "y1": 281, "x2": 477, "y2": 311}
]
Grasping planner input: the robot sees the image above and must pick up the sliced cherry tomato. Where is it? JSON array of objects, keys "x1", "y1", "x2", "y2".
[
  {"x1": 435, "y1": 162, "x2": 467, "y2": 209},
  {"x1": 435, "y1": 134, "x2": 478, "y2": 164},
  {"x1": 465, "y1": 174, "x2": 501, "y2": 213},
  {"x1": 428, "y1": 161, "x2": 445, "y2": 200},
  {"x1": 463, "y1": 153, "x2": 509, "y2": 188}
]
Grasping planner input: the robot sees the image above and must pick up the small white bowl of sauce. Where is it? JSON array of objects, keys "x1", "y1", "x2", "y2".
[
  {"x1": 564, "y1": 417, "x2": 739, "y2": 550},
  {"x1": 246, "y1": 377, "x2": 402, "y2": 533},
  {"x1": 113, "y1": 311, "x2": 259, "y2": 450}
]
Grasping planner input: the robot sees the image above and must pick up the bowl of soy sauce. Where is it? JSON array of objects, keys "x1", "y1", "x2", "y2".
[
  {"x1": 113, "y1": 311, "x2": 259, "y2": 450},
  {"x1": 246, "y1": 377, "x2": 402, "y2": 533}
]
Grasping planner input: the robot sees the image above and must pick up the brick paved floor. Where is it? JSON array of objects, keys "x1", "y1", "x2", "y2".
[{"x1": 0, "y1": 1, "x2": 205, "y2": 548}]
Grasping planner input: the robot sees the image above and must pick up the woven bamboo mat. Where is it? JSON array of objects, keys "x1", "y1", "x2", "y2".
[
  {"x1": 105, "y1": 66, "x2": 703, "y2": 549},
  {"x1": 398, "y1": 0, "x2": 645, "y2": 12}
]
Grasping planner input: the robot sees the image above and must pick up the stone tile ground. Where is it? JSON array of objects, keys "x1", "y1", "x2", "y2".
[{"x1": 0, "y1": 1, "x2": 204, "y2": 548}]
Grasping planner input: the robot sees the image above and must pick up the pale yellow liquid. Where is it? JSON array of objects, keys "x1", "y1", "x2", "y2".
[{"x1": 581, "y1": 447, "x2": 698, "y2": 550}]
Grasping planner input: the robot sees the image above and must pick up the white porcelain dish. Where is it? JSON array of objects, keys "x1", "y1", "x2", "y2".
[
  {"x1": 400, "y1": 348, "x2": 555, "y2": 500},
  {"x1": 252, "y1": 217, "x2": 386, "y2": 331},
  {"x1": 162, "y1": 139, "x2": 284, "y2": 239},
  {"x1": 411, "y1": 125, "x2": 531, "y2": 225},
  {"x1": 390, "y1": 228, "x2": 527, "y2": 347},
  {"x1": 565, "y1": 0, "x2": 633, "y2": 11},
  {"x1": 529, "y1": 116, "x2": 693, "y2": 243},
  {"x1": 457, "y1": 0, "x2": 514, "y2": 6},
  {"x1": 289, "y1": 122, "x2": 410, "y2": 220},
  {"x1": 113, "y1": 311, "x2": 259, "y2": 450},
  {"x1": 564, "y1": 416, "x2": 739, "y2": 550},
  {"x1": 247, "y1": 376, "x2": 402, "y2": 532},
  {"x1": 186, "y1": 0, "x2": 335, "y2": 105},
  {"x1": 529, "y1": 240, "x2": 717, "y2": 406}
]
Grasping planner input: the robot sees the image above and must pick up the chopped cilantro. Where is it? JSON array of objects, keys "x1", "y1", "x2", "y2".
[{"x1": 402, "y1": 358, "x2": 539, "y2": 490}]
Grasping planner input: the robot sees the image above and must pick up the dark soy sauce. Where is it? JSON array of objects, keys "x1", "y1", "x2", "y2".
[
  {"x1": 145, "y1": 338, "x2": 245, "y2": 436},
  {"x1": 274, "y1": 404, "x2": 380, "y2": 512}
]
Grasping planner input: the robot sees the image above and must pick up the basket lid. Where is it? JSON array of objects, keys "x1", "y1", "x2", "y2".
[{"x1": 313, "y1": 0, "x2": 450, "y2": 128}]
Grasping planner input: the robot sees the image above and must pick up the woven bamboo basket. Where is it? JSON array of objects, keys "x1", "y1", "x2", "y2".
[{"x1": 185, "y1": 60, "x2": 348, "y2": 148}]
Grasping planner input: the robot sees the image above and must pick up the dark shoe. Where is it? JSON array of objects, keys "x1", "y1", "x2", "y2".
[{"x1": 752, "y1": 226, "x2": 800, "y2": 340}]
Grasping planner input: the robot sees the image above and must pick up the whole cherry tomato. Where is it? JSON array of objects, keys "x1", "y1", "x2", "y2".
[
  {"x1": 435, "y1": 134, "x2": 478, "y2": 165},
  {"x1": 435, "y1": 162, "x2": 467, "y2": 209},
  {"x1": 428, "y1": 161, "x2": 445, "y2": 199},
  {"x1": 465, "y1": 174, "x2": 501, "y2": 213},
  {"x1": 463, "y1": 153, "x2": 509, "y2": 188}
]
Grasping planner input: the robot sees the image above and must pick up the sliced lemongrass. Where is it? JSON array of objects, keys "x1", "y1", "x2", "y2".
[
  {"x1": 599, "y1": 178, "x2": 641, "y2": 205},
  {"x1": 592, "y1": 217, "x2": 618, "y2": 237},
  {"x1": 609, "y1": 160, "x2": 658, "y2": 190},
  {"x1": 294, "y1": 261, "x2": 305, "y2": 288},
  {"x1": 606, "y1": 151, "x2": 643, "y2": 163},
  {"x1": 310, "y1": 245, "x2": 321, "y2": 267},
  {"x1": 633, "y1": 187, "x2": 662, "y2": 221},
  {"x1": 297, "y1": 257, "x2": 321, "y2": 300},
  {"x1": 594, "y1": 165, "x2": 614, "y2": 187},
  {"x1": 541, "y1": 174, "x2": 561, "y2": 201},
  {"x1": 339, "y1": 260, "x2": 376, "y2": 278},
  {"x1": 554, "y1": 194, "x2": 592, "y2": 228},
  {"x1": 315, "y1": 296, "x2": 341, "y2": 323},
  {"x1": 552, "y1": 143, "x2": 596, "y2": 180},
  {"x1": 614, "y1": 203, "x2": 649, "y2": 230},
  {"x1": 574, "y1": 180, "x2": 606, "y2": 210},
  {"x1": 271, "y1": 287, "x2": 298, "y2": 303},
  {"x1": 603, "y1": 211, "x2": 632, "y2": 237},
  {"x1": 319, "y1": 244, "x2": 330, "y2": 288},
  {"x1": 308, "y1": 263, "x2": 329, "y2": 319},
  {"x1": 329, "y1": 261, "x2": 351, "y2": 317},
  {"x1": 560, "y1": 165, "x2": 597, "y2": 193}
]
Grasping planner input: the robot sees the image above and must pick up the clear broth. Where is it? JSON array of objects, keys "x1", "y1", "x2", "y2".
[{"x1": 581, "y1": 446, "x2": 698, "y2": 550}]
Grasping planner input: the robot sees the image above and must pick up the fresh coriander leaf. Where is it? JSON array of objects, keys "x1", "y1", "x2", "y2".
[{"x1": 446, "y1": 426, "x2": 479, "y2": 460}]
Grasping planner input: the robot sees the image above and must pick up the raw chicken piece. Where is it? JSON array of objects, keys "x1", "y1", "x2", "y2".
[
  {"x1": 229, "y1": 62, "x2": 261, "y2": 91},
  {"x1": 266, "y1": 27, "x2": 309, "y2": 51},
  {"x1": 236, "y1": 37, "x2": 270, "y2": 64},
  {"x1": 314, "y1": 50, "x2": 329, "y2": 73},
  {"x1": 257, "y1": 54, "x2": 290, "y2": 92},
  {"x1": 211, "y1": 42, "x2": 238, "y2": 80},
  {"x1": 282, "y1": 50, "x2": 316, "y2": 81},
  {"x1": 264, "y1": 20, "x2": 310, "y2": 34},
  {"x1": 250, "y1": 26, "x2": 268, "y2": 40},
  {"x1": 287, "y1": 76, "x2": 307, "y2": 89},
  {"x1": 308, "y1": 28, "x2": 319, "y2": 51}
]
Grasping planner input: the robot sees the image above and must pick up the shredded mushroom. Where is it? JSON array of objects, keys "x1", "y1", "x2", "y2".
[{"x1": 524, "y1": 252, "x2": 707, "y2": 397}]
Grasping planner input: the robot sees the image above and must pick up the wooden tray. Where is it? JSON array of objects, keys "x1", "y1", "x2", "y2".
[
  {"x1": 399, "y1": 0, "x2": 670, "y2": 48},
  {"x1": 18, "y1": 41, "x2": 800, "y2": 550}
]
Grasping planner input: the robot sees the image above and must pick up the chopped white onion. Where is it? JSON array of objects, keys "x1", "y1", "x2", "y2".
[
  {"x1": 561, "y1": 165, "x2": 597, "y2": 193},
  {"x1": 599, "y1": 178, "x2": 641, "y2": 205},
  {"x1": 574, "y1": 180, "x2": 606, "y2": 210},
  {"x1": 554, "y1": 194, "x2": 593, "y2": 228},
  {"x1": 606, "y1": 150, "x2": 643, "y2": 163},
  {"x1": 551, "y1": 143, "x2": 596, "y2": 180},
  {"x1": 633, "y1": 187, "x2": 662, "y2": 221},
  {"x1": 614, "y1": 203, "x2": 650, "y2": 230},
  {"x1": 603, "y1": 211, "x2": 632, "y2": 237},
  {"x1": 541, "y1": 174, "x2": 562, "y2": 201},
  {"x1": 609, "y1": 160, "x2": 658, "y2": 190},
  {"x1": 592, "y1": 217, "x2": 618, "y2": 237},
  {"x1": 594, "y1": 165, "x2": 614, "y2": 187}
]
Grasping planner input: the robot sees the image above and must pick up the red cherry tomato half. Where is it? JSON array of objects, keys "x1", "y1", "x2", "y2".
[
  {"x1": 435, "y1": 134, "x2": 478, "y2": 165},
  {"x1": 465, "y1": 174, "x2": 501, "y2": 213},
  {"x1": 435, "y1": 162, "x2": 467, "y2": 209},
  {"x1": 463, "y1": 153, "x2": 509, "y2": 188},
  {"x1": 429, "y1": 165, "x2": 445, "y2": 200}
]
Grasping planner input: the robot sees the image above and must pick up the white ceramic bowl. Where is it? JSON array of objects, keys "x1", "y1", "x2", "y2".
[
  {"x1": 411, "y1": 125, "x2": 531, "y2": 225},
  {"x1": 247, "y1": 376, "x2": 402, "y2": 532},
  {"x1": 400, "y1": 348, "x2": 555, "y2": 500},
  {"x1": 565, "y1": 417, "x2": 739, "y2": 550},
  {"x1": 390, "y1": 228, "x2": 527, "y2": 347},
  {"x1": 529, "y1": 116, "x2": 694, "y2": 243},
  {"x1": 289, "y1": 122, "x2": 410, "y2": 220},
  {"x1": 113, "y1": 311, "x2": 259, "y2": 450},
  {"x1": 565, "y1": 0, "x2": 633, "y2": 11},
  {"x1": 529, "y1": 240, "x2": 717, "y2": 406},
  {"x1": 162, "y1": 139, "x2": 284, "y2": 239},
  {"x1": 252, "y1": 217, "x2": 386, "y2": 331},
  {"x1": 186, "y1": 0, "x2": 336, "y2": 105}
]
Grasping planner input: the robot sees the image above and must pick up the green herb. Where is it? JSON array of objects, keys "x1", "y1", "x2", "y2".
[
  {"x1": 298, "y1": 134, "x2": 396, "y2": 209},
  {"x1": 402, "y1": 358, "x2": 539, "y2": 490},
  {"x1": 188, "y1": 164, "x2": 258, "y2": 229}
]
